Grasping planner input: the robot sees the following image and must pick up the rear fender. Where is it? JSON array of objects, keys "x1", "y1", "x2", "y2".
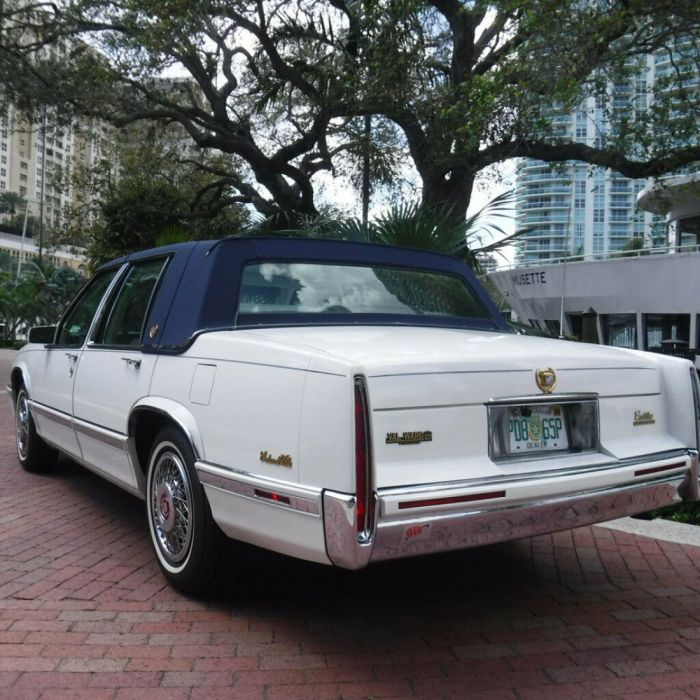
[{"x1": 128, "y1": 398, "x2": 205, "y2": 495}]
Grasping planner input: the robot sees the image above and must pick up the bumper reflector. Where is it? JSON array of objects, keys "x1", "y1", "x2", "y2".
[
  {"x1": 398, "y1": 490, "x2": 506, "y2": 510},
  {"x1": 254, "y1": 489, "x2": 291, "y2": 505},
  {"x1": 634, "y1": 462, "x2": 686, "y2": 477}
]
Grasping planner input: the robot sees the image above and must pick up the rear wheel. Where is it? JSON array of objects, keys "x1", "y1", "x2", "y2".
[
  {"x1": 15, "y1": 385, "x2": 57, "y2": 473},
  {"x1": 146, "y1": 426, "x2": 223, "y2": 594}
]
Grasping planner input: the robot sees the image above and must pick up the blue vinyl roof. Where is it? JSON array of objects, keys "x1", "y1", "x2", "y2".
[{"x1": 100, "y1": 237, "x2": 511, "y2": 353}]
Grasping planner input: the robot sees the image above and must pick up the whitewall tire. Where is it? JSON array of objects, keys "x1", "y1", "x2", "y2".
[
  {"x1": 15, "y1": 386, "x2": 57, "y2": 473},
  {"x1": 146, "y1": 426, "x2": 222, "y2": 594}
]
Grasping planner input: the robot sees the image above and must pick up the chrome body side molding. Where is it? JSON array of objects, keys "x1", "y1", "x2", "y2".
[
  {"x1": 28, "y1": 400, "x2": 143, "y2": 497},
  {"x1": 195, "y1": 460, "x2": 322, "y2": 516}
]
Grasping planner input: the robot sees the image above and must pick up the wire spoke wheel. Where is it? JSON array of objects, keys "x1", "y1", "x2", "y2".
[
  {"x1": 146, "y1": 428, "x2": 223, "y2": 594},
  {"x1": 16, "y1": 391, "x2": 30, "y2": 462},
  {"x1": 150, "y1": 448, "x2": 194, "y2": 565},
  {"x1": 13, "y1": 385, "x2": 56, "y2": 472}
]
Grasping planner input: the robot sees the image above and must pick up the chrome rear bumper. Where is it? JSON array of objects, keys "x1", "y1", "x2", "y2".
[{"x1": 324, "y1": 450, "x2": 699, "y2": 570}]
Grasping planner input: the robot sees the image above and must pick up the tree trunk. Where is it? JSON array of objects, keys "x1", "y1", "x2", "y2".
[
  {"x1": 421, "y1": 168, "x2": 474, "y2": 222},
  {"x1": 361, "y1": 114, "x2": 371, "y2": 227}
]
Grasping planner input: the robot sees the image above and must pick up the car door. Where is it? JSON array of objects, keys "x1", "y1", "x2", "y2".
[
  {"x1": 72, "y1": 256, "x2": 170, "y2": 492},
  {"x1": 28, "y1": 268, "x2": 121, "y2": 459}
]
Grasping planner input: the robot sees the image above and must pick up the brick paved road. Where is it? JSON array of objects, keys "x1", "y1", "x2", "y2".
[{"x1": 3, "y1": 349, "x2": 700, "y2": 699}]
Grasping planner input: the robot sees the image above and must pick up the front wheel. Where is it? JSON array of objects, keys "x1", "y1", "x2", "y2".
[
  {"x1": 15, "y1": 386, "x2": 57, "y2": 473},
  {"x1": 146, "y1": 427, "x2": 222, "y2": 594}
]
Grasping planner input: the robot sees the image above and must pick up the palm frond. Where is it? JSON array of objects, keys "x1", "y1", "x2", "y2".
[{"x1": 243, "y1": 190, "x2": 523, "y2": 271}]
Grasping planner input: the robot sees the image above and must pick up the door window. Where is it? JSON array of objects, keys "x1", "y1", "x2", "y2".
[
  {"x1": 94, "y1": 258, "x2": 168, "y2": 347},
  {"x1": 55, "y1": 270, "x2": 119, "y2": 347}
]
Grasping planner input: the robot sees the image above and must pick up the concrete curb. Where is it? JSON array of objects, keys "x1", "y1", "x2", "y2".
[{"x1": 597, "y1": 515, "x2": 700, "y2": 547}]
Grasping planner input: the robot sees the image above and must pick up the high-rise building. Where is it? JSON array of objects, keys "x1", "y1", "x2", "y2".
[
  {"x1": 0, "y1": 104, "x2": 110, "y2": 236},
  {"x1": 514, "y1": 44, "x2": 696, "y2": 266}
]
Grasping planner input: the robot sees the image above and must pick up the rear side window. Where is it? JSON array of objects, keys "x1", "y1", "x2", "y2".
[
  {"x1": 93, "y1": 257, "x2": 169, "y2": 347},
  {"x1": 239, "y1": 262, "x2": 489, "y2": 319}
]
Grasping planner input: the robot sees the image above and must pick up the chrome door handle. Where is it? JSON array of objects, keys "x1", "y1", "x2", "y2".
[
  {"x1": 65, "y1": 352, "x2": 78, "y2": 377},
  {"x1": 121, "y1": 357, "x2": 142, "y2": 369}
]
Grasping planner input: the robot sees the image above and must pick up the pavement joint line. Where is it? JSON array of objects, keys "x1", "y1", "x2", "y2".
[{"x1": 596, "y1": 515, "x2": 700, "y2": 547}]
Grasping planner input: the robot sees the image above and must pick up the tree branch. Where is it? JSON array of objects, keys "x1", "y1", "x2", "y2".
[{"x1": 477, "y1": 139, "x2": 700, "y2": 179}]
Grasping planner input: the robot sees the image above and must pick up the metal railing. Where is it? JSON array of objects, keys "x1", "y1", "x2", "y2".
[{"x1": 504, "y1": 243, "x2": 700, "y2": 271}]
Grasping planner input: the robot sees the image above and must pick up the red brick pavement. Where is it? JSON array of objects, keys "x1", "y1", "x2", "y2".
[{"x1": 3, "y1": 349, "x2": 700, "y2": 698}]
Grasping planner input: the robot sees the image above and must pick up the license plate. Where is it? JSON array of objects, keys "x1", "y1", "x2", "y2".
[{"x1": 507, "y1": 405, "x2": 569, "y2": 454}]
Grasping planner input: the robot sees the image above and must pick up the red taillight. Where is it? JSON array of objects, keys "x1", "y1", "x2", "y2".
[{"x1": 354, "y1": 376, "x2": 373, "y2": 538}]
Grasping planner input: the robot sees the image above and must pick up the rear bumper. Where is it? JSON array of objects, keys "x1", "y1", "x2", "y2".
[{"x1": 324, "y1": 449, "x2": 699, "y2": 569}]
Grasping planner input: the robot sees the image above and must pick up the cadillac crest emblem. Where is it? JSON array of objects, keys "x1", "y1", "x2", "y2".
[{"x1": 535, "y1": 368, "x2": 556, "y2": 394}]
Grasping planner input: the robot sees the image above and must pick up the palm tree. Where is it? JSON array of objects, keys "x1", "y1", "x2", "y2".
[
  {"x1": 0, "y1": 191, "x2": 26, "y2": 219},
  {"x1": 245, "y1": 191, "x2": 524, "y2": 272}
]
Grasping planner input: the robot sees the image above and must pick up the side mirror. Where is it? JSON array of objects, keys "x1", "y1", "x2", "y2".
[{"x1": 28, "y1": 325, "x2": 56, "y2": 344}]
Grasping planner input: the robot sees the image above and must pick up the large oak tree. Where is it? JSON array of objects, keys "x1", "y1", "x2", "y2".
[{"x1": 1, "y1": 0, "x2": 699, "y2": 223}]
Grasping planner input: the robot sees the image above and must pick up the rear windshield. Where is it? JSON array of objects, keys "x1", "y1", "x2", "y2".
[{"x1": 238, "y1": 262, "x2": 489, "y2": 319}]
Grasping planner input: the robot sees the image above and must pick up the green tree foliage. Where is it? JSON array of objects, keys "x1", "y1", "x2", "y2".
[
  {"x1": 1, "y1": 1, "x2": 699, "y2": 224},
  {"x1": 0, "y1": 259, "x2": 84, "y2": 344},
  {"x1": 248, "y1": 190, "x2": 521, "y2": 272},
  {"x1": 0, "y1": 191, "x2": 26, "y2": 217},
  {"x1": 0, "y1": 191, "x2": 38, "y2": 238},
  {"x1": 58, "y1": 126, "x2": 250, "y2": 267},
  {"x1": 618, "y1": 236, "x2": 648, "y2": 257}
]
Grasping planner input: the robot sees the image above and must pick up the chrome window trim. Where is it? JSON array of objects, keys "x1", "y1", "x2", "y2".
[
  {"x1": 88, "y1": 256, "x2": 171, "y2": 349},
  {"x1": 53, "y1": 264, "x2": 128, "y2": 350}
]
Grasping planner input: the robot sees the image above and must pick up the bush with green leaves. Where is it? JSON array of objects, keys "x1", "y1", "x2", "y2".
[{"x1": 0, "y1": 260, "x2": 85, "y2": 344}]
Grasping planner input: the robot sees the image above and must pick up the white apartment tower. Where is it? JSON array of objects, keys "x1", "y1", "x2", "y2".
[{"x1": 515, "y1": 45, "x2": 695, "y2": 265}]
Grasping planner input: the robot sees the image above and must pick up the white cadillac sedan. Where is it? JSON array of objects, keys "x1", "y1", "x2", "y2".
[{"x1": 9, "y1": 237, "x2": 700, "y2": 593}]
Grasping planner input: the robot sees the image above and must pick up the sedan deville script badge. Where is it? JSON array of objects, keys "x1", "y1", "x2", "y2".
[
  {"x1": 536, "y1": 368, "x2": 557, "y2": 394},
  {"x1": 633, "y1": 410, "x2": 655, "y2": 426},
  {"x1": 259, "y1": 451, "x2": 293, "y2": 467},
  {"x1": 386, "y1": 431, "x2": 433, "y2": 445}
]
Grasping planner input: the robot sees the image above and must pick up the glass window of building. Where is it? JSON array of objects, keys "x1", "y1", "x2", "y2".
[
  {"x1": 543, "y1": 320, "x2": 561, "y2": 336},
  {"x1": 603, "y1": 314, "x2": 637, "y2": 348},
  {"x1": 644, "y1": 314, "x2": 690, "y2": 350},
  {"x1": 678, "y1": 216, "x2": 700, "y2": 248}
]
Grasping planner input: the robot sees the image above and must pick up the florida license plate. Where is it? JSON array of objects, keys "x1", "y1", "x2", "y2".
[{"x1": 507, "y1": 405, "x2": 569, "y2": 455}]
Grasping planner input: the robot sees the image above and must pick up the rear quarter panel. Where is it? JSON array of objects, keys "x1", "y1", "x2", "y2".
[{"x1": 148, "y1": 333, "x2": 355, "y2": 492}]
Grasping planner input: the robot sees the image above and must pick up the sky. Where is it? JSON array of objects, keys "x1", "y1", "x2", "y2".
[{"x1": 316, "y1": 157, "x2": 518, "y2": 267}]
